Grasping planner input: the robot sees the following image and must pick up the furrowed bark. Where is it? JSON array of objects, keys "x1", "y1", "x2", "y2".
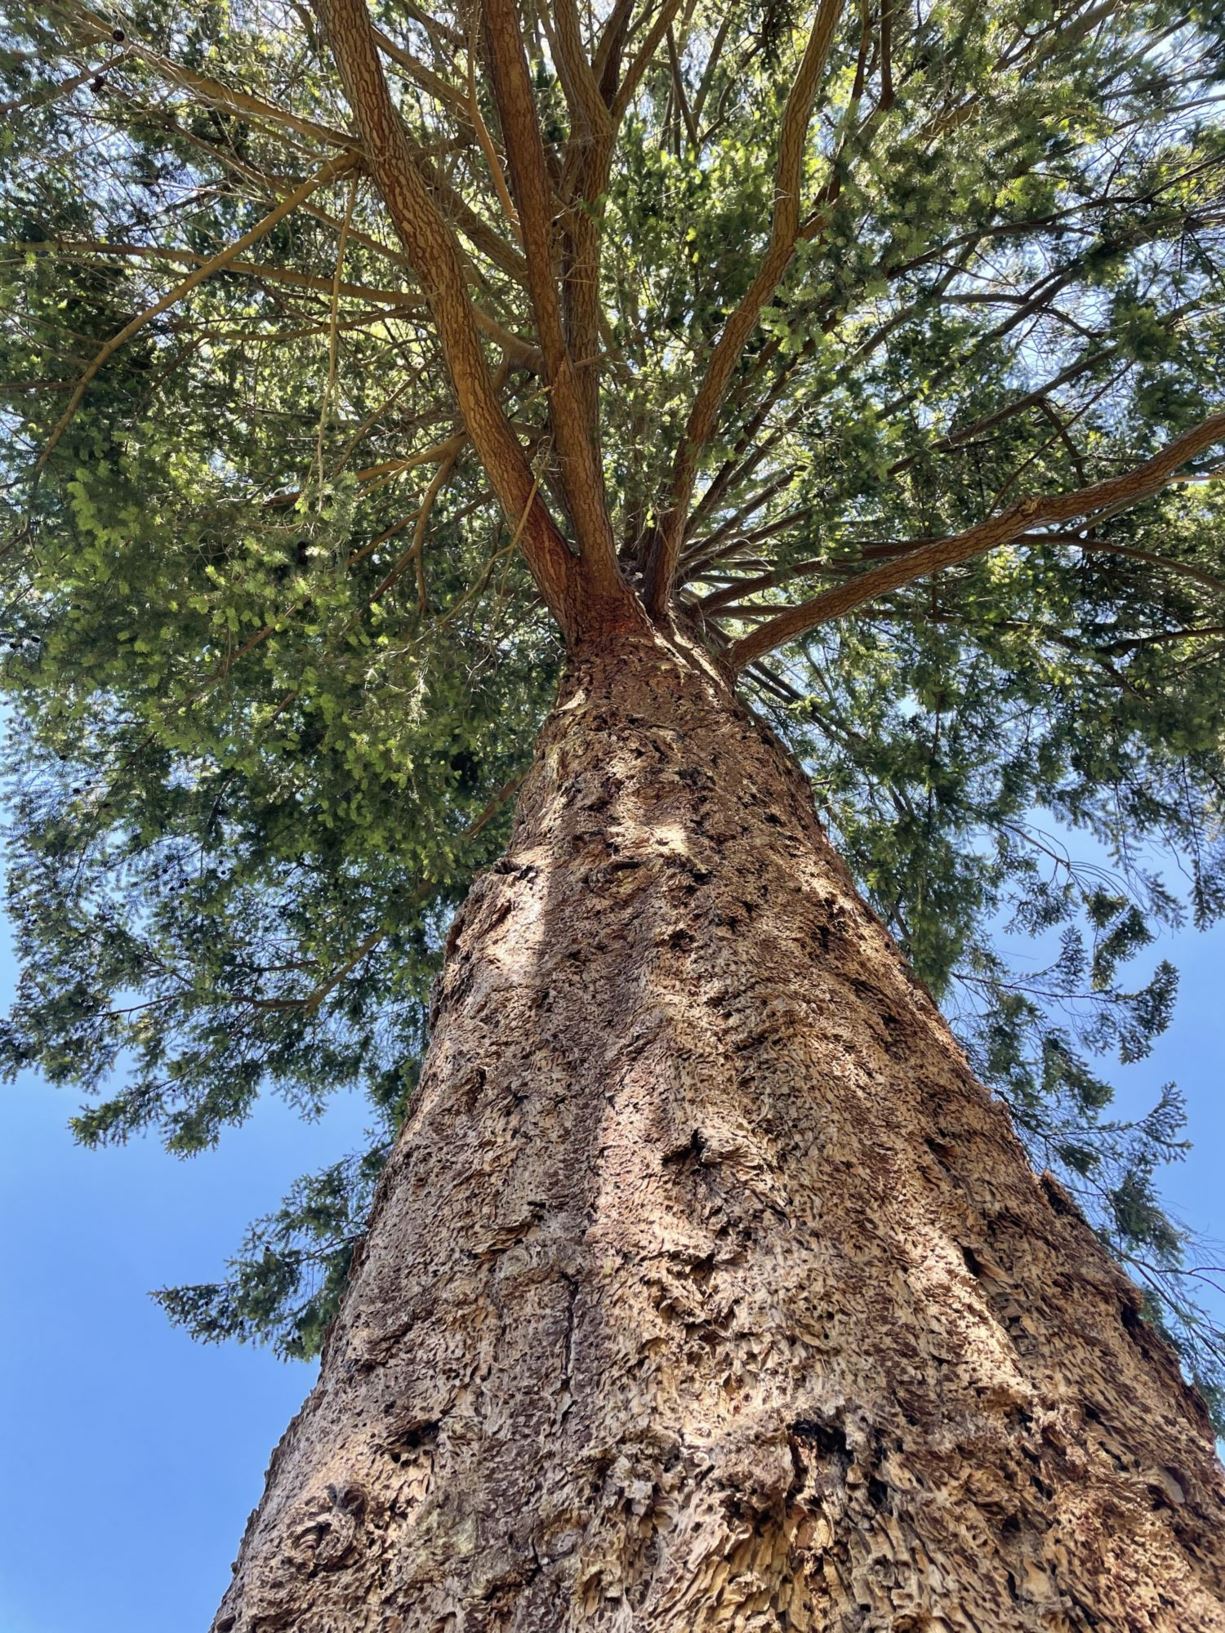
[{"x1": 213, "y1": 631, "x2": 1225, "y2": 1633}]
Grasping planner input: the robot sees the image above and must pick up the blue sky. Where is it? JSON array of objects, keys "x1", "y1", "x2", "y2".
[
  {"x1": 0, "y1": 929, "x2": 369, "y2": 1633},
  {"x1": 1, "y1": 908, "x2": 1223, "y2": 1633}
]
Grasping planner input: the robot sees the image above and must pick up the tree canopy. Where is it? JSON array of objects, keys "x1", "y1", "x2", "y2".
[{"x1": 2, "y1": 0, "x2": 1224, "y2": 1410}]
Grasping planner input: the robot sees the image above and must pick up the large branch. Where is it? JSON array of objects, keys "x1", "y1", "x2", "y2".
[
  {"x1": 643, "y1": 0, "x2": 845, "y2": 615},
  {"x1": 551, "y1": 0, "x2": 618, "y2": 445},
  {"x1": 411, "y1": 146, "x2": 531, "y2": 286},
  {"x1": 481, "y1": 0, "x2": 623, "y2": 598},
  {"x1": 728, "y1": 526, "x2": 1225, "y2": 600},
  {"x1": 551, "y1": 0, "x2": 614, "y2": 139},
  {"x1": 728, "y1": 411, "x2": 1225, "y2": 668},
  {"x1": 62, "y1": 4, "x2": 534, "y2": 335},
  {"x1": 316, "y1": 0, "x2": 589, "y2": 634},
  {"x1": 609, "y1": 0, "x2": 690, "y2": 123},
  {"x1": 131, "y1": 90, "x2": 535, "y2": 350},
  {"x1": 592, "y1": 0, "x2": 636, "y2": 99},
  {"x1": 23, "y1": 238, "x2": 428, "y2": 314},
  {"x1": 371, "y1": 24, "x2": 472, "y2": 124}
]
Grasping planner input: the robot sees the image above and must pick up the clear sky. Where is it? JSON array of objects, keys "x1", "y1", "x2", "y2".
[
  {"x1": 1, "y1": 905, "x2": 1223, "y2": 1633},
  {"x1": 0, "y1": 910, "x2": 369, "y2": 1633}
]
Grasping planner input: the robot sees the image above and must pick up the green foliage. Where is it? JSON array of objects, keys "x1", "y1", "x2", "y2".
[
  {"x1": 153, "y1": 1148, "x2": 386, "y2": 1359},
  {"x1": 1, "y1": 0, "x2": 1223, "y2": 1415}
]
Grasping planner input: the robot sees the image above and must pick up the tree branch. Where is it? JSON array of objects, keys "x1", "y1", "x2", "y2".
[
  {"x1": 58, "y1": 0, "x2": 353, "y2": 150},
  {"x1": 316, "y1": 0, "x2": 588, "y2": 634},
  {"x1": 58, "y1": 96, "x2": 538, "y2": 361},
  {"x1": 729, "y1": 411, "x2": 1225, "y2": 668},
  {"x1": 256, "y1": 763, "x2": 527, "y2": 1015},
  {"x1": 17, "y1": 238, "x2": 427, "y2": 314},
  {"x1": 552, "y1": 0, "x2": 614, "y2": 141},
  {"x1": 0, "y1": 46, "x2": 128, "y2": 116},
  {"x1": 462, "y1": 32, "x2": 521, "y2": 239},
  {"x1": 372, "y1": 24, "x2": 472, "y2": 123},
  {"x1": 481, "y1": 0, "x2": 623, "y2": 599},
  {"x1": 36, "y1": 150, "x2": 362, "y2": 473},
  {"x1": 610, "y1": 0, "x2": 690, "y2": 123},
  {"x1": 644, "y1": 0, "x2": 845, "y2": 615}
]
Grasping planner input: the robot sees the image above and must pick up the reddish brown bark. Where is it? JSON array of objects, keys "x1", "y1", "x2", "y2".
[
  {"x1": 317, "y1": 0, "x2": 634, "y2": 639},
  {"x1": 214, "y1": 632, "x2": 1224, "y2": 1632}
]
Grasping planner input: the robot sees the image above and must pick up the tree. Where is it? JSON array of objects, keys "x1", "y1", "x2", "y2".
[{"x1": 3, "y1": 0, "x2": 1225, "y2": 1622}]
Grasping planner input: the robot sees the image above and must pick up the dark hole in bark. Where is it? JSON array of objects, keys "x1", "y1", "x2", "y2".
[
  {"x1": 687, "y1": 1320, "x2": 724, "y2": 1351},
  {"x1": 924, "y1": 1134, "x2": 955, "y2": 1169},
  {"x1": 866, "y1": 1475, "x2": 890, "y2": 1510},
  {"x1": 663, "y1": 1128, "x2": 706, "y2": 1167},
  {"x1": 385, "y1": 1419, "x2": 439, "y2": 1459},
  {"x1": 1146, "y1": 1464, "x2": 1188, "y2": 1510},
  {"x1": 329, "y1": 1482, "x2": 367, "y2": 1517},
  {"x1": 460, "y1": 1065, "x2": 486, "y2": 1111},
  {"x1": 790, "y1": 1418, "x2": 850, "y2": 1461},
  {"x1": 962, "y1": 1243, "x2": 984, "y2": 1279},
  {"x1": 686, "y1": 1252, "x2": 716, "y2": 1287},
  {"x1": 787, "y1": 1416, "x2": 851, "y2": 1501}
]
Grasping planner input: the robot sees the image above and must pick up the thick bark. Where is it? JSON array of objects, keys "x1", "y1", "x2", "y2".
[{"x1": 214, "y1": 632, "x2": 1225, "y2": 1632}]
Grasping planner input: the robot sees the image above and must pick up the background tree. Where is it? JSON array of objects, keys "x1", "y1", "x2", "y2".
[{"x1": 2, "y1": 0, "x2": 1225, "y2": 1624}]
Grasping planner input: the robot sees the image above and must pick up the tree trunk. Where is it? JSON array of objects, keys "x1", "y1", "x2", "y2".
[{"x1": 213, "y1": 630, "x2": 1225, "y2": 1633}]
